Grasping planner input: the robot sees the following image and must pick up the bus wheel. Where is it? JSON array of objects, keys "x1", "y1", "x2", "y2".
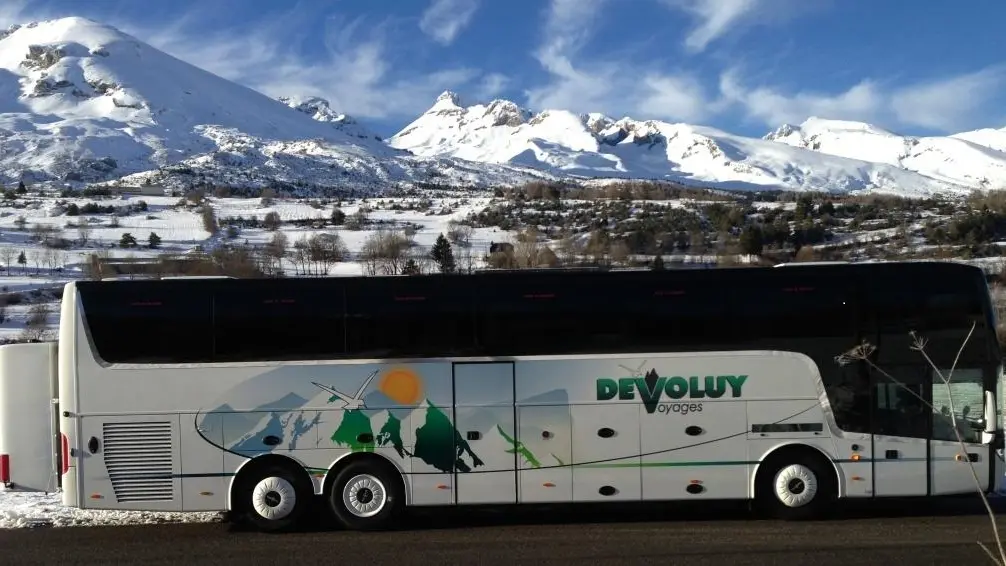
[
  {"x1": 327, "y1": 460, "x2": 403, "y2": 531},
  {"x1": 756, "y1": 453, "x2": 834, "y2": 520},
  {"x1": 237, "y1": 465, "x2": 311, "y2": 533}
]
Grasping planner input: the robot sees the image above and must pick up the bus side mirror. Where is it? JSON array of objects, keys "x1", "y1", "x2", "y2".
[{"x1": 984, "y1": 391, "x2": 997, "y2": 442}]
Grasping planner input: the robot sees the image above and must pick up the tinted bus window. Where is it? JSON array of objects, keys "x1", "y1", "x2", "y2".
[
  {"x1": 345, "y1": 276, "x2": 476, "y2": 358},
  {"x1": 622, "y1": 271, "x2": 733, "y2": 352},
  {"x1": 864, "y1": 272, "x2": 989, "y2": 365},
  {"x1": 732, "y1": 272, "x2": 857, "y2": 343},
  {"x1": 78, "y1": 282, "x2": 214, "y2": 363},
  {"x1": 213, "y1": 280, "x2": 345, "y2": 362},
  {"x1": 474, "y1": 272, "x2": 633, "y2": 356}
]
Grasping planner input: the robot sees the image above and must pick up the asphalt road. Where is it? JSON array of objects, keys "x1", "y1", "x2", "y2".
[{"x1": 3, "y1": 497, "x2": 1006, "y2": 565}]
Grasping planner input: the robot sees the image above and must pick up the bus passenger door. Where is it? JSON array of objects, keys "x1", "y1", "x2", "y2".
[
  {"x1": 452, "y1": 362, "x2": 517, "y2": 505},
  {"x1": 929, "y1": 367, "x2": 990, "y2": 495},
  {"x1": 871, "y1": 369, "x2": 929, "y2": 497}
]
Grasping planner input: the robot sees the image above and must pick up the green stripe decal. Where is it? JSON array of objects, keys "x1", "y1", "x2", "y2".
[{"x1": 578, "y1": 460, "x2": 753, "y2": 468}]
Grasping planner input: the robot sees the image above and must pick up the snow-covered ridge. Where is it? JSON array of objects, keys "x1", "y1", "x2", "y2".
[
  {"x1": 277, "y1": 95, "x2": 383, "y2": 143},
  {"x1": 764, "y1": 117, "x2": 1006, "y2": 192},
  {"x1": 389, "y1": 92, "x2": 1006, "y2": 196},
  {"x1": 1, "y1": 16, "x2": 1006, "y2": 197},
  {"x1": 0, "y1": 17, "x2": 551, "y2": 191}
]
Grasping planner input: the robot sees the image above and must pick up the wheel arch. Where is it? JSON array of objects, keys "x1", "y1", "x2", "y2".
[
  {"x1": 227, "y1": 453, "x2": 315, "y2": 512},
  {"x1": 750, "y1": 442, "x2": 843, "y2": 500}
]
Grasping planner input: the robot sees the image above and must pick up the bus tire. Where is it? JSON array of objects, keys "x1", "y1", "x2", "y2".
[
  {"x1": 327, "y1": 460, "x2": 403, "y2": 531},
  {"x1": 236, "y1": 464, "x2": 311, "y2": 533},
  {"x1": 756, "y1": 452, "x2": 835, "y2": 521}
]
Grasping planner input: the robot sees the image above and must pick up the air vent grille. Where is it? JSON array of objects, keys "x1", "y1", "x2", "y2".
[{"x1": 102, "y1": 421, "x2": 174, "y2": 502}]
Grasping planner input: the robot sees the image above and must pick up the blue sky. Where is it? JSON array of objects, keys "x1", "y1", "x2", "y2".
[{"x1": 3, "y1": 0, "x2": 1005, "y2": 138}]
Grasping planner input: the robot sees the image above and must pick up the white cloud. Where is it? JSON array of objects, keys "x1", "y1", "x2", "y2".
[
  {"x1": 637, "y1": 74, "x2": 721, "y2": 123},
  {"x1": 718, "y1": 69, "x2": 884, "y2": 126},
  {"x1": 112, "y1": 9, "x2": 488, "y2": 121},
  {"x1": 419, "y1": 0, "x2": 479, "y2": 45},
  {"x1": 476, "y1": 73, "x2": 510, "y2": 100},
  {"x1": 719, "y1": 66, "x2": 1006, "y2": 133},
  {"x1": 891, "y1": 66, "x2": 1006, "y2": 132},
  {"x1": 0, "y1": 0, "x2": 49, "y2": 30},
  {"x1": 659, "y1": 0, "x2": 829, "y2": 54},
  {"x1": 525, "y1": 0, "x2": 713, "y2": 123},
  {"x1": 662, "y1": 0, "x2": 760, "y2": 53}
]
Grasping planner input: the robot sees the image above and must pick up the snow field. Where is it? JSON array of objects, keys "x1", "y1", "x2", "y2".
[{"x1": 0, "y1": 486, "x2": 223, "y2": 529}]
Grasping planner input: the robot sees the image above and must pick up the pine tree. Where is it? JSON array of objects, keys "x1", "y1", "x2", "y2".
[
  {"x1": 739, "y1": 226, "x2": 764, "y2": 256},
  {"x1": 430, "y1": 233, "x2": 455, "y2": 273},
  {"x1": 120, "y1": 233, "x2": 137, "y2": 248},
  {"x1": 148, "y1": 232, "x2": 161, "y2": 249},
  {"x1": 331, "y1": 208, "x2": 346, "y2": 226},
  {"x1": 651, "y1": 254, "x2": 664, "y2": 271},
  {"x1": 402, "y1": 259, "x2": 420, "y2": 275}
]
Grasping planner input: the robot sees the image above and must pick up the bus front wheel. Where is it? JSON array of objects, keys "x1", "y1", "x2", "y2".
[
  {"x1": 327, "y1": 459, "x2": 403, "y2": 531},
  {"x1": 755, "y1": 452, "x2": 835, "y2": 520}
]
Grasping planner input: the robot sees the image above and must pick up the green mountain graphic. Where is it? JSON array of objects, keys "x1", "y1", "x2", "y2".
[
  {"x1": 331, "y1": 409, "x2": 375, "y2": 452},
  {"x1": 376, "y1": 412, "x2": 411, "y2": 458},
  {"x1": 413, "y1": 400, "x2": 483, "y2": 474}
]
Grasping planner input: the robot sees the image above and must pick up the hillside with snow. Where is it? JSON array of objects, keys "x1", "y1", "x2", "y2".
[
  {"x1": 389, "y1": 92, "x2": 1006, "y2": 197},
  {"x1": 764, "y1": 118, "x2": 1006, "y2": 192},
  {"x1": 0, "y1": 18, "x2": 552, "y2": 192}
]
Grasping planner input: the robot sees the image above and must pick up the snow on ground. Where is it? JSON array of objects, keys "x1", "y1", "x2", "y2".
[
  {"x1": 0, "y1": 189, "x2": 515, "y2": 339},
  {"x1": 0, "y1": 486, "x2": 223, "y2": 529}
]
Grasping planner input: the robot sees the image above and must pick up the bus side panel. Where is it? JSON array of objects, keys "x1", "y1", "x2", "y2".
[
  {"x1": 516, "y1": 404, "x2": 573, "y2": 503},
  {"x1": 179, "y1": 412, "x2": 226, "y2": 511},
  {"x1": 570, "y1": 403, "x2": 641, "y2": 501},
  {"x1": 77, "y1": 414, "x2": 182, "y2": 512},
  {"x1": 640, "y1": 399, "x2": 749, "y2": 500}
]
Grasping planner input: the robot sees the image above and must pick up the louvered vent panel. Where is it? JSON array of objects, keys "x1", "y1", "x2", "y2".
[{"x1": 102, "y1": 421, "x2": 174, "y2": 502}]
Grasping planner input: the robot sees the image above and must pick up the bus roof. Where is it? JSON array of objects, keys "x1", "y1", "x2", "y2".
[{"x1": 67, "y1": 259, "x2": 988, "y2": 289}]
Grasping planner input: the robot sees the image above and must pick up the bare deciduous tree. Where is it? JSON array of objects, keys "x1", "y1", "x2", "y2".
[
  {"x1": 77, "y1": 223, "x2": 92, "y2": 246},
  {"x1": 19, "y1": 302, "x2": 54, "y2": 342},
  {"x1": 0, "y1": 246, "x2": 15, "y2": 273},
  {"x1": 359, "y1": 229, "x2": 411, "y2": 276},
  {"x1": 514, "y1": 227, "x2": 542, "y2": 268}
]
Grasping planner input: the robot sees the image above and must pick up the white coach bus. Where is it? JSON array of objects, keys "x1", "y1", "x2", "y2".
[{"x1": 55, "y1": 261, "x2": 1005, "y2": 532}]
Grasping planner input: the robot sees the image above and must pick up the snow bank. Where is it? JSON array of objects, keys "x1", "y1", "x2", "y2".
[{"x1": 0, "y1": 486, "x2": 223, "y2": 529}]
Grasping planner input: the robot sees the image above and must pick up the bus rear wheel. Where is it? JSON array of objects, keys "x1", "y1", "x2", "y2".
[
  {"x1": 756, "y1": 453, "x2": 835, "y2": 520},
  {"x1": 327, "y1": 460, "x2": 403, "y2": 531},
  {"x1": 236, "y1": 465, "x2": 311, "y2": 533}
]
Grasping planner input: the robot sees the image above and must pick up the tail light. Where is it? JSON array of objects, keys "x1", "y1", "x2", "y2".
[
  {"x1": 0, "y1": 454, "x2": 9, "y2": 486},
  {"x1": 60, "y1": 433, "x2": 69, "y2": 475}
]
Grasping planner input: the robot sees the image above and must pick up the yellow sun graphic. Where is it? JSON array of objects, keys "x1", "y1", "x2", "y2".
[{"x1": 378, "y1": 367, "x2": 423, "y2": 405}]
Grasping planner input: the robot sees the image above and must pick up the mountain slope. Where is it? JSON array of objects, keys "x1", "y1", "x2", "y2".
[
  {"x1": 389, "y1": 92, "x2": 1005, "y2": 196},
  {"x1": 277, "y1": 95, "x2": 384, "y2": 144},
  {"x1": 0, "y1": 18, "x2": 551, "y2": 190},
  {"x1": 951, "y1": 127, "x2": 1006, "y2": 154},
  {"x1": 765, "y1": 118, "x2": 1006, "y2": 191}
]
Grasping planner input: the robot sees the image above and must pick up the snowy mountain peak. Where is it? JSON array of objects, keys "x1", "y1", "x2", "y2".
[
  {"x1": 484, "y1": 98, "x2": 532, "y2": 127},
  {"x1": 0, "y1": 16, "x2": 549, "y2": 190},
  {"x1": 764, "y1": 117, "x2": 900, "y2": 144},
  {"x1": 277, "y1": 95, "x2": 382, "y2": 142},
  {"x1": 433, "y1": 90, "x2": 465, "y2": 109},
  {"x1": 390, "y1": 95, "x2": 1004, "y2": 195}
]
